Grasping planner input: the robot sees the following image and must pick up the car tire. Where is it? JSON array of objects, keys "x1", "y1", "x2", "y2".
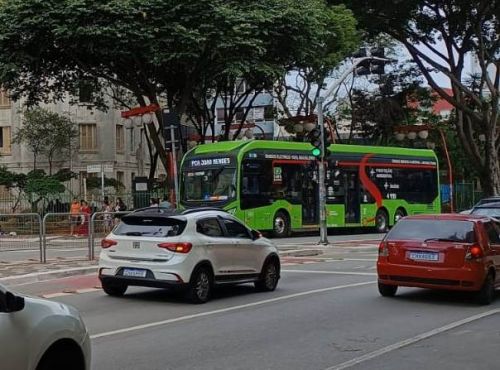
[
  {"x1": 394, "y1": 208, "x2": 406, "y2": 224},
  {"x1": 102, "y1": 281, "x2": 127, "y2": 297},
  {"x1": 477, "y1": 273, "x2": 495, "y2": 305},
  {"x1": 375, "y1": 209, "x2": 389, "y2": 233},
  {"x1": 272, "y1": 211, "x2": 290, "y2": 238},
  {"x1": 255, "y1": 260, "x2": 279, "y2": 292},
  {"x1": 378, "y1": 282, "x2": 398, "y2": 297},
  {"x1": 187, "y1": 267, "x2": 213, "y2": 304}
]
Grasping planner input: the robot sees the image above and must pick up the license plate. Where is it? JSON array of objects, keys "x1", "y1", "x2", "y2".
[
  {"x1": 122, "y1": 268, "x2": 147, "y2": 278},
  {"x1": 409, "y1": 251, "x2": 439, "y2": 261}
]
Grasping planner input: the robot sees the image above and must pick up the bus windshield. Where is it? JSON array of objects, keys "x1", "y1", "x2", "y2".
[{"x1": 182, "y1": 168, "x2": 236, "y2": 203}]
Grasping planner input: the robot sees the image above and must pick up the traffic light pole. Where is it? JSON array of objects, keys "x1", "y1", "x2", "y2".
[
  {"x1": 317, "y1": 96, "x2": 329, "y2": 245},
  {"x1": 315, "y1": 55, "x2": 391, "y2": 245}
]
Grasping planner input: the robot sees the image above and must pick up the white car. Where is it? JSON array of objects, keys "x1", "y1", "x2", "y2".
[
  {"x1": 98, "y1": 208, "x2": 280, "y2": 303},
  {"x1": 0, "y1": 284, "x2": 91, "y2": 370}
]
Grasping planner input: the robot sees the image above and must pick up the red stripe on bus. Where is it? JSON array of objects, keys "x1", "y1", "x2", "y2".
[
  {"x1": 338, "y1": 161, "x2": 436, "y2": 169},
  {"x1": 359, "y1": 154, "x2": 383, "y2": 208}
]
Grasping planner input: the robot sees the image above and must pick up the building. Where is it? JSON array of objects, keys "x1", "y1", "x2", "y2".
[{"x1": 0, "y1": 89, "x2": 151, "y2": 196}]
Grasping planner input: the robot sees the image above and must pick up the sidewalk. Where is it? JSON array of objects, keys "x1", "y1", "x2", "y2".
[{"x1": 0, "y1": 240, "x2": 380, "y2": 286}]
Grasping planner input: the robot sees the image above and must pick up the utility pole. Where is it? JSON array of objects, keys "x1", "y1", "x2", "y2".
[{"x1": 314, "y1": 50, "x2": 392, "y2": 245}]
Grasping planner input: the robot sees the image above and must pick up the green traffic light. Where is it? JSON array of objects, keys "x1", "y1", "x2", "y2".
[{"x1": 311, "y1": 147, "x2": 321, "y2": 157}]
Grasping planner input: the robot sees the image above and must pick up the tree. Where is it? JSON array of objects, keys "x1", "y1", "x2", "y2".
[
  {"x1": 331, "y1": 0, "x2": 500, "y2": 195},
  {"x1": 12, "y1": 108, "x2": 77, "y2": 174},
  {"x1": 0, "y1": 0, "x2": 359, "y2": 175},
  {"x1": 275, "y1": 4, "x2": 359, "y2": 119}
]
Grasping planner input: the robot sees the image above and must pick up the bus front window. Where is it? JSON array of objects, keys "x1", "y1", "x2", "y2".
[{"x1": 183, "y1": 168, "x2": 236, "y2": 203}]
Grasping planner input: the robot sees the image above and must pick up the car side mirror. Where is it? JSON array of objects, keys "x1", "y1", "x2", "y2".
[
  {"x1": 251, "y1": 229, "x2": 262, "y2": 241},
  {"x1": 0, "y1": 290, "x2": 25, "y2": 313}
]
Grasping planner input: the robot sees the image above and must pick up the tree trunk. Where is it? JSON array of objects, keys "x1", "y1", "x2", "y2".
[{"x1": 480, "y1": 140, "x2": 500, "y2": 196}]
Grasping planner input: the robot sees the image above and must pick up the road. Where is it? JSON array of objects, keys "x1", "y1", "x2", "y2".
[{"x1": 10, "y1": 239, "x2": 500, "y2": 370}]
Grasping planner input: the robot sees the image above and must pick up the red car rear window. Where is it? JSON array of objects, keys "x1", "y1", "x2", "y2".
[{"x1": 387, "y1": 219, "x2": 476, "y2": 243}]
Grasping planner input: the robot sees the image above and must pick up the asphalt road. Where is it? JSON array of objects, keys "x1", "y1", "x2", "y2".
[
  {"x1": 12, "y1": 242, "x2": 500, "y2": 370},
  {"x1": 0, "y1": 232, "x2": 382, "y2": 263}
]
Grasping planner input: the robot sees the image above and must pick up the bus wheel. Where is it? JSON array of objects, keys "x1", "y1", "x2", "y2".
[
  {"x1": 272, "y1": 211, "x2": 290, "y2": 238},
  {"x1": 375, "y1": 209, "x2": 389, "y2": 233},
  {"x1": 394, "y1": 208, "x2": 406, "y2": 224}
]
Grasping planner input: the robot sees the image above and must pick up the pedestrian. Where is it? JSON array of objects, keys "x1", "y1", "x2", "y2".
[
  {"x1": 114, "y1": 197, "x2": 127, "y2": 224},
  {"x1": 159, "y1": 196, "x2": 171, "y2": 209},
  {"x1": 78, "y1": 200, "x2": 91, "y2": 236},
  {"x1": 69, "y1": 198, "x2": 81, "y2": 236},
  {"x1": 102, "y1": 199, "x2": 113, "y2": 233},
  {"x1": 150, "y1": 197, "x2": 159, "y2": 207}
]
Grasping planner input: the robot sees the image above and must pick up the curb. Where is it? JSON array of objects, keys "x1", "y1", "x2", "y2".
[{"x1": 0, "y1": 266, "x2": 98, "y2": 287}]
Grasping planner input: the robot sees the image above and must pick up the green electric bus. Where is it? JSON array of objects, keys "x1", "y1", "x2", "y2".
[{"x1": 179, "y1": 140, "x2": 441, "y2": 237}]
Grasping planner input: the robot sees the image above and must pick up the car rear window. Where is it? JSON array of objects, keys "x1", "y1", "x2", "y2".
[
  {"x1": 471, "y1": 207, "x2": 500, "y2": 218},
  {"x1": 114, "y1": 216, "x2": 187, "y2": 237},
  {"x1": 386, "y1": 219, "x2": 476, "y2": 243}
]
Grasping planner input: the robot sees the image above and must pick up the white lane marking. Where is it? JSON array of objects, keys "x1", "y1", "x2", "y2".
[
  {"x1": 283, "y1": 269, "x2": 377, "y2": 276},
  {"x1": 91, "y1": 281, "x2": 376, "y2": 340},
  {"x1": 325, "y1": 309, "x2": 500, "y2": 370},
  {"x1": 41, "y1": 292, "x2": 72, "y2": 299}
]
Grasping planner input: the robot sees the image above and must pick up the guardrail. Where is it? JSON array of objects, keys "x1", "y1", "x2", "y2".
[{"x1": 0, "y1": 213, "x2": 43, "y2": 261}]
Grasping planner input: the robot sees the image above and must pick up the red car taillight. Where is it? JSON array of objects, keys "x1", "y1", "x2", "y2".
[
  {"x1": 378, "y1": 241, "x2": 389, "y2": 257},
  {"x1": 466, "y1": 244, "x2": 483, "y2": 260},
  {"x1": 157, "y1": 242, "x2": 192, "y2": 253},
  {"x1": 101, "y1": 239, "x2": 117, "y2": 249}
]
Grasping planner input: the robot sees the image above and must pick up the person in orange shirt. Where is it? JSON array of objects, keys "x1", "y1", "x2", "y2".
[{"x1": 69, "y1": 198, "x2": 81, "y2": 236}]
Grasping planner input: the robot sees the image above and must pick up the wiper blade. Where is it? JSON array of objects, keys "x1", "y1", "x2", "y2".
[
  {"x1": 424, "y1": 238, "x2": 459, "y2": 243},
  {"x1": 125, "y1": 232, "x2": 144, "y2": 236}
]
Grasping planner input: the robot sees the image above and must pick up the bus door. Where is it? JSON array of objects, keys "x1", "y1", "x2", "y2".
[
  {"x1": 344, "y1": 169, "x2": 360, "y2": 224},
  {"x1": 301, "y1": 163, "x2": 318, "y2": 225}
]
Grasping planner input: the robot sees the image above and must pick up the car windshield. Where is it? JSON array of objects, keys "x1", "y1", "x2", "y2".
[
  {"x1": 182, "y1": 168, "x2": 236, "y2": 202},
  {"x1": 114, "y1": 216, "x2": 186, "y2": 237},
  {"x1": 386, "y1": 219, "x2": 476, "y2": 243},
  {"x1": 471, "y1": 207, "x2": 500, "y2": 218}
]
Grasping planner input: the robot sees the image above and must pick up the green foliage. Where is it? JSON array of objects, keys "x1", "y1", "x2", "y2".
[
  {"x1": 12, "y1": 108, "x2": 77, "y2": 172},
  {"x1": 86, "y1": 176, "x2": 124, "y2": 191}
]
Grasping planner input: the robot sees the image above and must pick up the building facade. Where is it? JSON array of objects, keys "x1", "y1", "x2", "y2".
[{"x1": 0, "y1": 90, "x2": 151, "y2": 196}]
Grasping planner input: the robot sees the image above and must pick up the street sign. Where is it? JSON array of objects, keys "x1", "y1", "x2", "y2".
[
  {"x1": 86, "y1": 164, "x2": 101, "y2": 173},
  {"x1": 87, "y1": 164, "x2": 114, "y2": 173}
]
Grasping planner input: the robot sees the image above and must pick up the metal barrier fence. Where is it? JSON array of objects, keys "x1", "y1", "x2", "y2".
[{"x1": 0, "y1": 213, "x2": 43, "y2": 261}]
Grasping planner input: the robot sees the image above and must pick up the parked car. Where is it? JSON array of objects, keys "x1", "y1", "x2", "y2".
[
  {"x1": 98, "y1": 208, "x2": 280, "y2": 303},
  {"x1": 461, "y1": 196, "x2": 500, "y2": 215},
  {"x1": 470, "y1": 201, "x2": 500, "y2": 220},
  {"x1": 0, "y1": 284, "x2": 91, "y2": 370},
  {"x1": 377, "y1": 214, "x2": 500, "y2": 305}
]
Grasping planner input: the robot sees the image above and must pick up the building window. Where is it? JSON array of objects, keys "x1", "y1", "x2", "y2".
[
  {"x1": 0, "y1": 126, "x2": 11, "y2": 154},
  {"x1": 129, "y1": 127, "x2": 135, "y2": 153},
  {"x1": 0, "y1": 89, "x2": 11, "y2": 108},
  {"x1": 116, "y1": 125, "x2": 124, "y2": 153},
  {"x1": 116, "y1": 171, "x2": 124, "y2": 188},
  {"x1": 79, "y1": 123, "x2": 97, "y2": 151}
]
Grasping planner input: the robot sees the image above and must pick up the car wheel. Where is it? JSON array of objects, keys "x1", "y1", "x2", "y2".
[
  {"x1": 394, "y1": 208, "x2": 406, "y2": 224},
  {"x1": 187, "y1": 267, "x2": 213, "y2": 304},
  {"x1": 272, "y1": 211, "x2": 290, "y2": 238},
  {"x1": 378, "y1": 282, "x2": 398, "y2": 297},
  {"x1": 255, "y1": 260, "x2": 279, "y2": 292},
  {"x1": 102, "y1": 281, "x2": 127, "y2": 297},
  {"x1": 477, "y1": 273, "x2": 495, "y2": 305},
  {"x1": 375, "y1": 209, "x2": 389, "y2": 233}
]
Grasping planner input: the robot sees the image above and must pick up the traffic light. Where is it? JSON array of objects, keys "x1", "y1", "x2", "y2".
[
  {"x1": 324, "y1": 135, "x2": 332, "y2": 158},
  {"x1": 309, "y1": 128, "x2": 322, "y2": 158},
  {"x1": 353, "y1": 47, "x2": 387, "y2": 76}
]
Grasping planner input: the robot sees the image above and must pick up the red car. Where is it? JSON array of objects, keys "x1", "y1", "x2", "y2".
[{"x1": 377, "y1": 214, "x2": 500, "y2": 305}]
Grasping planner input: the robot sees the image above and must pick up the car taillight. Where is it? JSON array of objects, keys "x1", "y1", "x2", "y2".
[
  {"x1": 157, "y1": 242, "x2": 192, "y2": 253},
  {"x1": 101, "y1": 239, "x2": 117, "y2": 249},
  {"x1": 466, "y1": 244, "x2": 483, "y2": 260},
  {"x1": 378, "y1": 241, "x2": 389, "y2": 257}
]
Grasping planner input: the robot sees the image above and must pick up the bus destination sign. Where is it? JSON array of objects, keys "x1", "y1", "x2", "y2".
[{"x1": 189, "y1": 157, "x2": 233, "y2": 168}]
